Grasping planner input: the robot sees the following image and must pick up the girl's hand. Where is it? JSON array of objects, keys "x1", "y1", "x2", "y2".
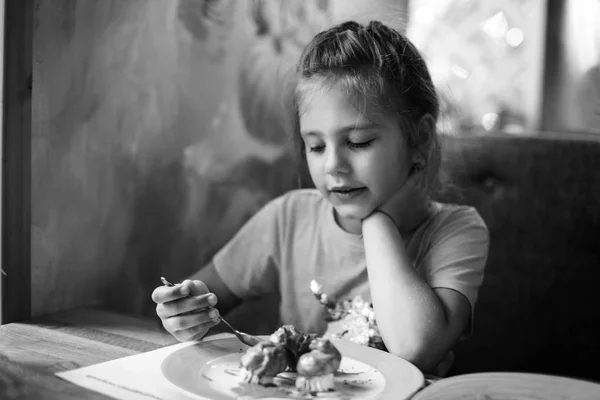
[{"x1": 152, "y1": 279, "x2": 221, "y2": 341}]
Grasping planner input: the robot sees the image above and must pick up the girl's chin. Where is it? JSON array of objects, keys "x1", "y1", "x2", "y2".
[{"x1": 333, "y1": 204, "x2": 372, "y2": 221}]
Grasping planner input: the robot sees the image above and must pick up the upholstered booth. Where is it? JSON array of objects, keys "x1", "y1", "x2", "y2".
[
  {"x1": 224, "y1": 132, "x2": 600, "y2": 382},
  {"x1": 439, "y1": 132, "x2": 600, "y2": 381}
]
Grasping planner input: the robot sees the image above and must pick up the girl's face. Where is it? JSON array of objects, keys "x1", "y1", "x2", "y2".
[{"x1": 299, "y1": 81, "x2": 413, "y2": 233}]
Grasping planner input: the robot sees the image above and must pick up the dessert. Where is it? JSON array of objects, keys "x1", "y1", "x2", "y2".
[
  {"x1": 238, "y1": 324, "x2": 342, "y2": 392},
  {"x1": 268, "y1": 325, "x2": 317, "y2": 372},
  {"x1": 239, "y1": 340, "x2": 288, "y2": 385},
  {"x1": 238, "y1": 280, "x2": 387, "y2": 392},
  {"x1": 296, "y1": 337, "x2": 342, "y2": 392}
]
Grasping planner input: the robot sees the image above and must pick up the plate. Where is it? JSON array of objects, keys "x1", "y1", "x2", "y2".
[
  {"x1": 161, "y1": 335, "x2": 424, "y2": 400},
  {"x1": 412, "y1": 372, "x2": 600, "y2": 400}
]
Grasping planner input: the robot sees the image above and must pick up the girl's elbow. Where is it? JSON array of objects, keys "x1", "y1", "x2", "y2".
[
  {"x1": 391, "y1": 349, "x2": 441, "y2": 373},
  {"x1": 386, "y1": 340, "x2": 443, "y2": 373}
]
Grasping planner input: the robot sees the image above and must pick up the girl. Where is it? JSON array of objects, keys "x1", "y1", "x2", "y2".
[{"x1": 152, "y1": 20, "x2": 489, "y2": 376}]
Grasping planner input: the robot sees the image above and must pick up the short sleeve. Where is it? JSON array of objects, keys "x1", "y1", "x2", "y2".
[
  {"x1": 418, "y1": 207, "x2": 489, "y2": 334},
  {"x1": 212, "y1": 196, "x2": 284, "y2": 300}
]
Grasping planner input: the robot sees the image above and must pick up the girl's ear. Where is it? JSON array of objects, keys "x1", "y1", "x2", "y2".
[
  {"x1": 410, "y1": 113, "x2": 435, "y2": 166},
  {"x1": 417, "y1": 114, "x2": 435, "y2": 147}
]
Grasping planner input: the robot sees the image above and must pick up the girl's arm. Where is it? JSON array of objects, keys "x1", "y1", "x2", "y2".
[
  {"x1": 362, "y1": 211, "x2": 471, "y2": 372},
  {"x1": 188, "y1": 261, "x2": 243, "y2": 316},
  {"x1": 187, "y1": 194, "x2": 286, "y2": 318}
]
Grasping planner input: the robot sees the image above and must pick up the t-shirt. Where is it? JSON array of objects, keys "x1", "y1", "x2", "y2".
[{"x1": 213, "y1": 189, "x2": 489, "y2": 371}]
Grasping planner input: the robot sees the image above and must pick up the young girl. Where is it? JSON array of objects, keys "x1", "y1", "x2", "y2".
[{"x1": 152, "y1": 20, "x2": 489, "y2": 376}]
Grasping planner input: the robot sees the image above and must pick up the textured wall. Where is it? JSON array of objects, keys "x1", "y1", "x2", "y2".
[
  {"x1": 32, "y1": 0, "x2": 288, "y2": 317},
  {"x1": 31, "y1": 0, "x2": 407, "y2": 317}
]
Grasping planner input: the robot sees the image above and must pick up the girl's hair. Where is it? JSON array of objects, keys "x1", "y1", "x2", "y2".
[{"x1": 291, "y1": 20, "x2": 443, "y2": 195}]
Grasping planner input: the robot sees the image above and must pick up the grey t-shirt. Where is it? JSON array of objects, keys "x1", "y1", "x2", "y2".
[{"x1": 213, "y1": 189, "x2": 489, "y2": 339}]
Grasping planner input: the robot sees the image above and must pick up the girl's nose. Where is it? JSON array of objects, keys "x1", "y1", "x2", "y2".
[{"x1": 324, "y1": 147, "x2": 349, "y2": 175}]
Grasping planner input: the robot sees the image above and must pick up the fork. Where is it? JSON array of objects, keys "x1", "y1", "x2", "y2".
[{"x1": 160, "y1": 277, "x2": 263, "y2": 347}]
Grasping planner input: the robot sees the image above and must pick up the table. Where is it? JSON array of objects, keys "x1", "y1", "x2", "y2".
[
  {"x1": 0, "y1": 307, "x2": 179, "y2": 400},
  {"x1": 2, "y1": 308, "x2": 600, "y2": 400}
]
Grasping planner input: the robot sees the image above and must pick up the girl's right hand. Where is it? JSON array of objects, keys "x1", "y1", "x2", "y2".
[{"x1": 152, "y1": 279, "x2": 221, "y2": 342}]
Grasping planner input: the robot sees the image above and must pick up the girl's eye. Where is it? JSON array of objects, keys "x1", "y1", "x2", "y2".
[
  {"x1": 307, "y1": 144, "x2": 325, "y2": 153},
  {"x1": 348, "y1": 139, "x2": 374, "y2": 149}
]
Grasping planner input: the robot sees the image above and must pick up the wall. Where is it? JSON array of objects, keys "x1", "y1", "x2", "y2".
[
  {"x1": 32, "y1": 0, "x2": 285, "y2": 317},
  {"x1": 31, "y1": 0, "x2": 407, "y2": 317}
]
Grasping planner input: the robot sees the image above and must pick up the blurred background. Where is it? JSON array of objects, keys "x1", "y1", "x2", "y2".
[{"x1": 27, "y1": 0, "x2": 600, "y2": 318}]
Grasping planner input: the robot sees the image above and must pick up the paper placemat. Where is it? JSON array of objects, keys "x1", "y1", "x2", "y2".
[
  {"x1": 57, "y1": 332, "x2": 426, "y2": 400},
  {"x1": 56, "y1": 333, "x2": 232, "y2": 400}
]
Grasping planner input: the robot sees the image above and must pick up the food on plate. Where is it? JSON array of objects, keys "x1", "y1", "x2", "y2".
[
  {"x1": 268, "y1": 325, "x2": 318, "y2": 371},
  {"x1": 238, "y1": 324, "x2": 342, "y2": 392},
  {"x1": 296, "y1": 337, "x2": 342, "y2": 392},
  {"x1": 310, "y1": 279, "x2": 387, "y2": 351},
  {"x1": 239, "y1": 340, "x2": 288, "y2": 385}
]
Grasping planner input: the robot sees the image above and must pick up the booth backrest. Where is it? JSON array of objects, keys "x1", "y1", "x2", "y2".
[{"x1": 439, "y1": 133, "x2": 600, "y2": 381}]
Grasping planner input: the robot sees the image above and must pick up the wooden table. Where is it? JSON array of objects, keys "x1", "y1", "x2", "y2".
[{"x1": 0, "y1": 307, "x2": 179, "y2": 400}]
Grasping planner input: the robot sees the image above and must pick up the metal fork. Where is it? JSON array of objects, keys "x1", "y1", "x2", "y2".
[{"x1": 160, "y1": 277, "x2": 262, "y2": 347}]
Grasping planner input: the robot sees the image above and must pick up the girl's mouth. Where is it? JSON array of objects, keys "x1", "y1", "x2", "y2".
[{"x1": 329, "y1": 187, "x2": 367, "y2": 200}]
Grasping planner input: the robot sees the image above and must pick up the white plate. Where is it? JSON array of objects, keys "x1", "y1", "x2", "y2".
[
  {"x1": 161, "y1": 335, "x2": 424, "y2": 400},
  {"x1": 412, "y1": 372, "x2": 600, "y2": 400}
]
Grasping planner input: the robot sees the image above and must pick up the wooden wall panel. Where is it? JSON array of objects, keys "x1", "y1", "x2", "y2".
[{"x1": 2, "y1": 0, "x2": 33, "y2": 323}]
